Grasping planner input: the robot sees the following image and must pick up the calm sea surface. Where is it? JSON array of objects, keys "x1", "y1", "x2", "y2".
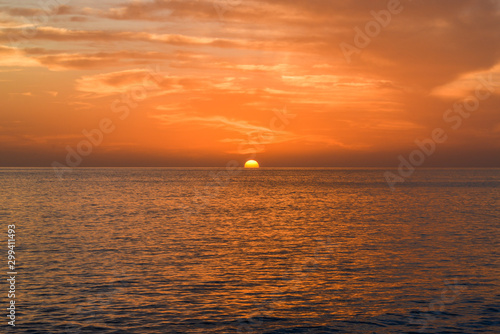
[{"x1": 0, "y1": 168, "x2": 499, "y2": 333}]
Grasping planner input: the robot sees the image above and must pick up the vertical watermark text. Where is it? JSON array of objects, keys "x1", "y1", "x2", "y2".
[{"x1": 6, "y1": 224, "x2": 17, "y2": 326}]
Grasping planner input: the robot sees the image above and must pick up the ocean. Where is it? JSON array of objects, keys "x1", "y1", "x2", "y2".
[{"x1": 1, "y1": 168, "x2": 499, "y2": 333}]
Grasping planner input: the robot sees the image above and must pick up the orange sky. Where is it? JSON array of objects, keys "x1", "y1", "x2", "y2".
[{"x1": 1, "y1": 0, "x2": 499, "y2": 167}]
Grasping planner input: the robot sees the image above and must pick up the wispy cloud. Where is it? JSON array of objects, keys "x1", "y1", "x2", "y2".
[{"x1": 1, "y1": 0, "x2": 500, "y2": 166}]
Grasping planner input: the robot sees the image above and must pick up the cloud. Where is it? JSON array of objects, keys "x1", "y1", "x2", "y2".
[
  {"x1": 0, "y1": 4, "x2": 75, "y2": 17},
  {"x1": 0, "y1": 26, "x2": 242, "y2": 48},
  {"x1": 151, "y1": 113, "x2": 276, "y2": 135},
  {"x1": 0, "y1": 45, "x2": 40, "y2": 67},
  {"x1": 68, "y1": 101, "x2": 94, "y2": 110},
  {"x1": 72, "y1": 66, "x2": 268, "y2": 97},
  {"x1": 1, "y1": 0, "x2": 500, "y2": 166},
  {"x1": 431, "y1": 64, "x2": 500, "y2": 99},
  {"x1": 281, "y1": 75, "x2": 341, "y2": 87},
  {"x1": 15, "y1": 47, "x2": 210, "y2": 70},
  {"x1": 2, "y1": 46, "x2": 184, "y2": 71},
  {"x1": 0, "y1": 6, "x2": 44, "y2": 17},
  {"x1": 151, "y1": 111, "x2": 300, "y2": 154},
  {"x1": 8, "y1": 92, "x2": 33, "y2": 97},
  {"x1": 32, "y1": 50, "x2": 169, "y2": 70},
  {"x1": 99, "y1": 0, "x2": 221, "y2": 21},
  {"x1": 75, "y1": 69, "x2": 166, "y2": 95},
  {"x1": 298, "y1": 134, "x2": 370, "y2": 150},
  {"x1": 2, "y1": 1, "x2": 498, "y2": 92}
]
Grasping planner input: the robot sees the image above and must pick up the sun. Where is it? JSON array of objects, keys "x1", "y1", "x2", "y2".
[{"x1": 244, "y1": 160, "x2": 260, "y2": 168}]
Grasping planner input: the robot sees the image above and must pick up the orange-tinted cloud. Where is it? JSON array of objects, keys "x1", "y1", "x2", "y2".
[{"x1": 1, "y1": 0, "x2": 499, "y2": 167}]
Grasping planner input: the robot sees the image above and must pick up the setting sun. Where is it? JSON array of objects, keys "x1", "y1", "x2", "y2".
[{"x1": 244, "y1": 160, "x2": 260, "y2": 168}]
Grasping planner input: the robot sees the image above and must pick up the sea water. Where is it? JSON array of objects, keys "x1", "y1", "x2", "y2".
[{"x1": 0, "y1": 168, "x2": 499, "y2": 333}]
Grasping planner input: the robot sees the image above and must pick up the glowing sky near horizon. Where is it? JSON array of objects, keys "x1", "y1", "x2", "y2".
[{"x1": 1, "y1": 0, "x2": 500, "y2": 167}]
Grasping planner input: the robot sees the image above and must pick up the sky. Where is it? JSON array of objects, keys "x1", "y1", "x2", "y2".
[{"x1": 1, "y1": 0, "x2": 500, "y2": 167}]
